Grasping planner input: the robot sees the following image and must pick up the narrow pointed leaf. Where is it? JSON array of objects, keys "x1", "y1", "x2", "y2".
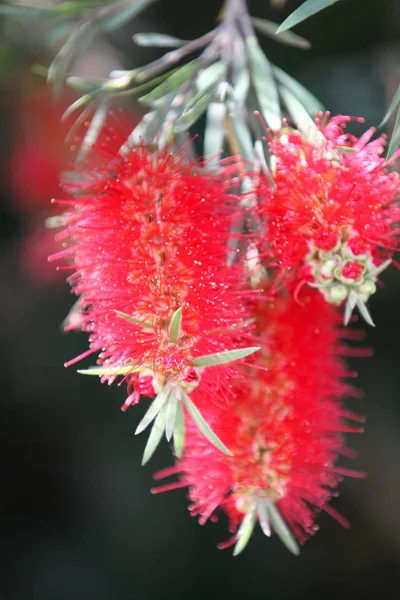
[
  {"x1": 273, "y1": 66, "x2": 324, "y2": 114},
  {"x1": 277, "y1": 0, "x2": 341, "y2": 34},
  {"x1": 356, "y1": 299, "x2": 375, "y2": 328},
  {"x1": 265, "y1": 500, "x2": 300, "y2": 556},
  {"x1": 101, "y1": 0, "x2": 161, "y2": 32},
  {"x1": 204, "y1": 102, "x2": 226, "y2": 166},
  {"x1": 233, "y1": 507, "x2": 257, "y2": 556},
  {"x1": 257, "y1": 499, "x2": 271, "y2": 537},
  {"x1": 387, "y1": 106, "x2": 400, "y2": 160},
  {"x1": 252, "y1": 17, "x2": 311, "y2": 49},
  {"x1": 181, "y1": 391, "x2": 232, "y2": 455},
  {"x1": 78, "y1": 98, "x2": 109, "y2": 161},
  {"x1": 380, "y1": 84, "x2": 400, "y2": 128},
  {"x1": 115, "y1": 310, "x2": 153, "y2": 329},
  {"x1": 165, "y1": 392, "x2": 179, "y2": 442},
  {"x1": 133, "y1": 33, "x2": 189, "y2": 48},
  {"x1": 279, "y1": 86, "x2": 314, "y2": 134},
  {"x1": 142, "y1": 405, "x2": 167, "y2": 465},
  {"x1": 193, "y1": 347, "x2": 260, "y2": 368},
  {"x1": 246, "y1": 36, "x2": 281, "y2": 129},
  {"x1": 135, "y1": 384, "x2": 171, "y2": 435},
  {"x1": 344, "y1": 290, "x2": 358, "y2": 326},
  {"x1": 173, "y1": 400, "x2": 185, "y2": 457},
  {"x1": 226, "y1": 104, "x2": 254, "y2": 161},
  {"x1": 255, "y1": 140, "x2": 275, "y2": 190},
  {"x1": 139, "y1": 59, "x2": 207, "y2": 104},
  {"x1": 175, "y1": 87, "x2": 218, "y2": 133},
  {"x1": 169, "y1": 307, "x2": 182, "y2": 344},
  {"x1": 368, "y1": 259, "x2": 392, "y2": 278},
  {"x1": 78, "y1": 364, "x2": 138, "y2": 376}
]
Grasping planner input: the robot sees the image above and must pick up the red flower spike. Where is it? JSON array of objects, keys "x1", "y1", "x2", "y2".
[
  {"x1": 155, "y1": 290, "x2": 365, "y2": 554},
  {"x1": 256, "y1": 114, "x2": 400, "y2": 325}
]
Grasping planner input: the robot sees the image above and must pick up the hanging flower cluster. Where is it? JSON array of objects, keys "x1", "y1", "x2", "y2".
[
  {"x1": 52, "y1": 109, "x2": 398, "y2": 555},
  {"x1": 255, "y1": 115, "x2": 400, "y2": 326}
]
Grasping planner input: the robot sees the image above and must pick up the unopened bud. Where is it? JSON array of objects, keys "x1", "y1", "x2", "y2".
[{"x1": 328, "y1": 285, "x2": 348, "y2": 305}]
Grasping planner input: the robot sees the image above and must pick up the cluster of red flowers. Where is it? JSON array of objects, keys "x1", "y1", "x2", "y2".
[{"x1": 53, "y1": 114, "x2": 399, "y2": 554}]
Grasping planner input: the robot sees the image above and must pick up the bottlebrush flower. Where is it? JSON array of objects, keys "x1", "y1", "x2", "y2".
[
  {"x1": 153, "y1": 289, "x2": 364, "y2": 555},
  {"x1": 256, "y1": 114, "x2": 400, "y2": 325},
  {"x1": 52, "y1": 133, "x2": 258, "y2": 459}
]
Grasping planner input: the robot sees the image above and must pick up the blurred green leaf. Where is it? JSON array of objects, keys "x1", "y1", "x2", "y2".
[
  {"x1": 101, "y1": 0, "x2": 161, "y2": 32},
  {"x1": 115, "y1": 310, "x2": 154, "y2": 329},
  {"x1": 279, "y1": 86, "x2": 314, "y2": 133},
  {"x1": 246, "y1": 36, "x2": 281, "y2": 129},
  {"x1": 174, "y1": 87, "x2": 217, "y2": 133},
  {"x1": 252, "y1": 17, "x2": 311, "y2": 49},
  {"x1": 142, "y1": 404, "x2": 167, "y2": 465},
  {"x1": 265, "y1": 500, "x2": 300, "y2": 555},
  {"x1": 173, "y1": 400, "x2": 185, "y2": 457},
  {"x1": 133, "y1": 32, "x2": 188, "y2": 47},
  {"x1": 169, "y1": 307, "x2": 182, "y2": 344},
  {"x1": 193, "y1": 347, "x2": 260, "y2": 367},
  {"x1": 165, "y1": 392, "x2": 179, "y2": 441},
  {"x1": 78, "y1": 96, "x2": 110, "y2": 160},
  {"x1": 387, "y1": 105, "x2": 400, "y2": 160},
  {"x1": 181, "y1": 390, "x2": 232, "y2": 455},
  {"x1": 227, "y1": 103, "x2": 254, "y2": 160},
  {"x1": 273, "y1": 65, "x2": 324, "y2": 114},
  {"x1": 139, "y1": 58, "x2": 207, "y2": 104},
  {"x1": 135, "y1": 384, "x2": 171, "y2": 435},
  {"x1": 277, "y1": 0, "x2": 341, "y2": 33},
  {"x1": 204, "y1": 102, "x2": 226, "y2": 166},
  {"x1": 78, "y1": 363, "x2": 138, "y2": 376},
  {"x1": 379, "y1": 83, "x2": 400, "y2": 128},
  {"x1": 233, "y1": 507, "x2": 257, "y2": 556}
]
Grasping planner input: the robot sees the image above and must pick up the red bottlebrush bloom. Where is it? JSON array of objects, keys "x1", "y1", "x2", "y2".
[
  {"x1": 53, "y1": 132, "x2": 255, "y2": 409},
  {"x1": 153, "y1": 289, "x2": 364, "y2": 554},
  {"x1": 256, "y1": 114, "x2": 400, "y2": 325}
]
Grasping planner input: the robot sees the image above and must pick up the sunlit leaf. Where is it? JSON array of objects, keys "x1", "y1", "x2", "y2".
[
  {"x1": 246, "y1": 36, "x2": 281, "y2": 129},
  {"x1": 135, "y1": 384, "x2": 172, "y2": 435},
  {"x1": 181, "y1": 391, "x2": 231, "y2": 455},
  {"x1": 139, "y1": 58, "x2": 208, "y2": 104},
  {"x1": 142, "y1": 404, "x2": 167, "y2": 465},
  {"x1": 173, "y1": 400, "x2": 185, "y2": 457},
  {"x1": 265, "y1": 500, "x2": 300, "y2": 556},
  {"x1": 252, "y1": 17, "x2": 311, "y2": 49},
  {"x1": 257, "y1": 499, "x2": 271, "y2": 537},
  {"x1": 175, "y1": 87, "x2": 217, "y2": 133},
  {"x1": 193, "y1": 347, "x2": 260, "y2": 367},
  {"x1": 233, "y1": 507, "x2": 257, "y2": 556},
  {"x1": 277, "y1": 0, "x2": 341, "y2": 34},
  {"x1": 133, "y1": 32, "x2": 189, "y2": 48}
]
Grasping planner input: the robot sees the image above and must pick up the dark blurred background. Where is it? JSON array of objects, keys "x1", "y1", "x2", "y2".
[{"x1": 1, "y1": 0, "x2": 400, "y2": 598}]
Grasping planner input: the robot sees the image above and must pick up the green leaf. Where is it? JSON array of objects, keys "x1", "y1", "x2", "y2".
[
  {"x1": 196, "y1": 61, "x2": 225, "y2": 91},
  {"x1": 48, "y1": 21, "x2": 97, "y2": 96},
  {"x1": 141, "y1": 404, "x2": 167, "y2": 465},
  {"x1": 101, "y1": 0, "x2": 159, "y2": 32},
  {"x1": 0, "y1": 4, "x2": 51, "y2": 18},
  {"x1": 133, "y1": 32, "x2": 189, "y2": 48},
  {"x1": 226, "y1": 103, "x2": 254, "y2": 161},
  {"x1": 204, "y1": 102, "x2": 226, "y2": 166},
  {"x1": 279, "y1": 86, "x2": 315, "y2": 134},
  {"x1": 251, "y1": 17, "x2": 311, "y2": 49},
  {"x1": 277, "y1": 0, "x2": 341, "y2": 33},
  {"x1": 139, "y1": 58, "x2": 206, "y2": 104},
  {"x1": 173, "y1": 400, "x2": 185, "y2": 457},
  {"x1": 175, "y1": 87, "x2": 217, "y2": 133},
  {"x1": 169, "y1": 307, "x2": 182, "y2": 344},
  {"x1": 256, "y1": 498, "x2": 271, "y2": 537},
  {"x1": 165, "y1": 392, "x2": 179, "y2": 442},
  {"x1": 62, "y1": 91, "x2": 99, "y2": 121},
  {"x1": 387, "y1": 104, "x2": 400, "y2": 160},
  {"x1": 265, "y1": 500, "x2": 300, "y2": 556},
  {"x1": 356, "y1": 298, "x2": 375, "y2": 328},
  {"x1": 231, "y1": 43, "x2": 250, "y2": 106},
  {"x1": 273, "y1": 66, "x2": 325, "y2": 114},
  {"x1": 233, "y1": 507, "x2": 257, "y2": 556},
  {"x1": 115, "y1": 310, "x2": 153, "y2": 329},
  {"x1": 78, "y1": 97, "x2": 110, "y2": 161},
  {"x1": 135, "y1": 384, "x2": 172, "y2": 435},
  {"x1": 193, "y1": 347, "x2": 260, "y2": 368},
  {"x1": 78, "y1": 364, "x2": 138, "y2": 376},
  {"x1": 181, "y1": 391, "x2": 232, "y2": 455},
  {"x1": 254, "y1": 140, "x2": 275, "y2": 190},
  {"x1": 380, "y1": 84, "x2": 400, "y2": 128},
  {"x1": 246, "y1": 36, "x2": 281, "y2": 130}
]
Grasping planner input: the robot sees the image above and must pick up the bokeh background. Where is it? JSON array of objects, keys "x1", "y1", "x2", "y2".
[{"x1": 1, "y1": 0, "x2": 400, "y2": 598}]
